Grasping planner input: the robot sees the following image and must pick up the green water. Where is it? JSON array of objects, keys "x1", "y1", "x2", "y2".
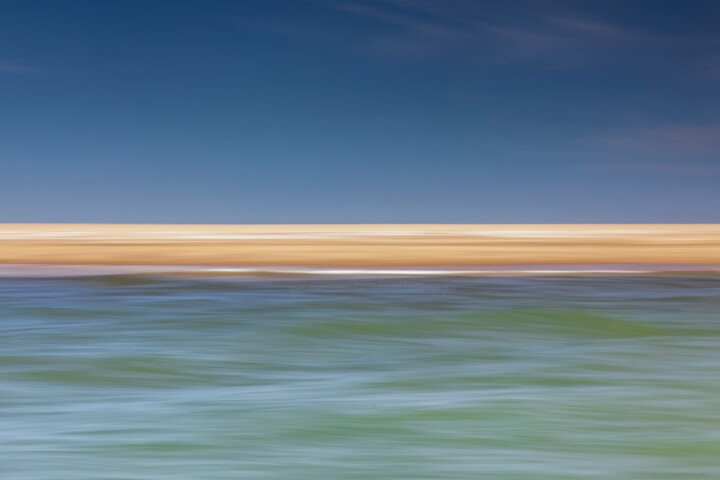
[{"x1": 3, "y1": 273, "x2": 720, "y2": 479}]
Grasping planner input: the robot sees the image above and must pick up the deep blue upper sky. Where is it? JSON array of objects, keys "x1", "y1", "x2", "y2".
[{"x1": 2, "y1": 0, "x2": 719, "y2": 223}]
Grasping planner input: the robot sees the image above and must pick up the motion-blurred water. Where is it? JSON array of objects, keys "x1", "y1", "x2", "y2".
[{"x1": 3, "y1": 272, "x2": 720, "y2": 479}]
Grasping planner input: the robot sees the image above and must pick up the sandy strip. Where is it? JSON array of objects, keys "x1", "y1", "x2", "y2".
[{"x1": 0, "y1": 224, "x2": 719, "y2": 266}]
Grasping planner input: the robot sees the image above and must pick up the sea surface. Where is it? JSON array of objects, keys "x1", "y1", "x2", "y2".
[{"x1": 3, "y1": 266, "x2": 720, "y2": 479}]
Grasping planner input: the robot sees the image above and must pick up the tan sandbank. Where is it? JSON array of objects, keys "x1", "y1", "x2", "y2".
[{"x1": 0, "y1": 224, "x2": 719, "y2": 266}]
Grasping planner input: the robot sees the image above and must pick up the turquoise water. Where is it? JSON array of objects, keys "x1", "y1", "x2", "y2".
[{"x1": 3, "y1": 271, "x2": 720, "y2": 479}]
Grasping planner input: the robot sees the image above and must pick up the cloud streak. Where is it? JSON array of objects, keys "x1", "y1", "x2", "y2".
[
  {"x1": 317, "y1": 0, "x2": 720, "y2": 70},
  {"x1": 583, "y1": 122, "x2": 720, "y2": 175},
  {"x1": 0, "y1": 61, "x2": 44, "y2": 74},
  {"x1": 590, "y1": 161, "x2": 720, "y2": 176},
  {"x1": 593, "y1": 124, "x2": 720, "y2": 157},
  {"x1": 0, "y1": 59, "x2": 60, "y2": 75}
]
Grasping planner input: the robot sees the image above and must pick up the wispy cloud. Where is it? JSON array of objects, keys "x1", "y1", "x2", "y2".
[
  {"x1": 329, "y1": 1, "x2": 458, "y2": 37},
  {"x1": 589, "y1": 161, "x2": 720, "y2": 175},
  {"x1": 584, "y1": 123, "x2": 720, "y2": 175},
  {"x1": 0, "y1": 60, "x2": 52, "y2": 75},
  {"x1": 593, "y1": 124, "x2": 720, "y2": 157},
  {"x1": 316, "y1": 0, "x2": 720, "y2": 69},
  {"x1": 695, "y1": 56, "x2": 720, "y2": 85}
]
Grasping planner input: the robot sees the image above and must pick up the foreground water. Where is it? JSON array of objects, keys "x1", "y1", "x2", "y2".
[{"x1": 3, "y1": 270, "x2": 720, "y2": 479}]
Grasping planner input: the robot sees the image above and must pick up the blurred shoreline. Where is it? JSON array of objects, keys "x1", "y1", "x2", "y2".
[{"x1": 1, "y1": 224, "x2": 719, "y2": 267}]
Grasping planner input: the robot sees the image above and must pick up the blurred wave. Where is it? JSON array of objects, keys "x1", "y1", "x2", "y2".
[{"x1": 3, "y1": 272, "x2": 720, "y2": 478}]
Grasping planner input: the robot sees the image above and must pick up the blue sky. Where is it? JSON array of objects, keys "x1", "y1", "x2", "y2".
[{"x1": 2, "y1": 0, "x2": 719, "y2": 223}]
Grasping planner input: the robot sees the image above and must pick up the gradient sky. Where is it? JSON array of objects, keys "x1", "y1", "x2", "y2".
[{"x1": 2, "y1": 0, "x2": 719, "y2": 223}]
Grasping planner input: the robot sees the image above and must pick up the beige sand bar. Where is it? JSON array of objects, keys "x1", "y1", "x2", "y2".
[{"x1": 0, "y1": 224, "x2": 719, "y2": 267}]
